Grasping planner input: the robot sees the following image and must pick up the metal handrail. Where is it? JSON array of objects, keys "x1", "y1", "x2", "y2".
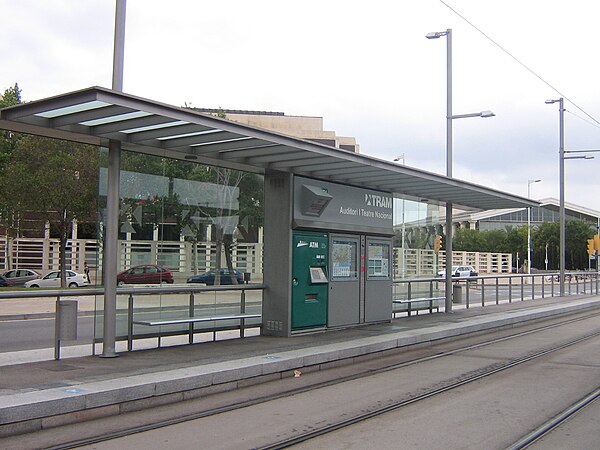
[
  {"x1": 0, "y1": 283, "x2": 266, "y2": 299},
  {"x1": 392, "y1": 272, "x2": 599, "y2": 312},
  {"x1": 394, "y1": 272, "x2": 600, "y2": 285},
  {"x1": 0, "y1": 283, "x2": 266, "y2": 359}
]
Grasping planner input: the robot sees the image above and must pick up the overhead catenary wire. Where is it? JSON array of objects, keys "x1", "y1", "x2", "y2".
[
  {"x1": 439, "y1": 0, "x2": 600, "y2": 129},
  {"x1": 565, "y1": 109, "x2": 600, "y2": 131}
]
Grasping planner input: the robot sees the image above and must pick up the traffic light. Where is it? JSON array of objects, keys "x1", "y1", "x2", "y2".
[
  {"x1": 594, "y1": 235, "x2": 600, "y2": 254},
  {"x1": 434, "y1": 235, "x2": 442, "y2": 253},
  {"x1": 587, "y1": 239, "x2": 595, "y2": 256}
]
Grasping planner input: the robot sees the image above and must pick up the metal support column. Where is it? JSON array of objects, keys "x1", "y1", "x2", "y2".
[
  {"x1": 101, "y1": 140, "x2": 120, "y2": 358},
  {"x1": 100, "y1": 0, "x2": 126, "y2": 358}
]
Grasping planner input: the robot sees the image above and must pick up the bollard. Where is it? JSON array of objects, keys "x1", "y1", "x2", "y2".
[
  {"x1": 55, "y1": 299, "x2": 78, "y2": 360},
  {"x1": 452, "y1": 284, "x2": 463, "y2": 304}
]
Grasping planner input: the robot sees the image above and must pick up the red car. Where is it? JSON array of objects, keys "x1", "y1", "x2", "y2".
[{"x1": 117, "y1": 264, "x2": 174, "y2": 286}]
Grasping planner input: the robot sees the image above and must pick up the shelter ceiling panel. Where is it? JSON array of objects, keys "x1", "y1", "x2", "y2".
[{"x1": 0, "y1": 86, "x2": 537, "y2": 211}]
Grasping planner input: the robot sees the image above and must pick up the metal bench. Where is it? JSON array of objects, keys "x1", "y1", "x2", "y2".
[
  {"x1": 392, "y1": 297, "x2": 443, "y2": 317},
  {"x1": 132, "y1": 313, "x2": 261, "y2": 327},
  {"x1": 129, "y1": 313, "x2": 261, "y2": 349}
]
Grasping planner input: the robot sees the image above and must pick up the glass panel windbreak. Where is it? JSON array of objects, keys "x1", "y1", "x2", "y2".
[
  {"x1": 331, "y1": 239, "x2": 358, "y2": 280},
  {"x1": 94, "y1": 148, "x2": 264, "y2": 344},
  {"x1": 393, "y1": 197, "x2": 442, "y2": 279}
]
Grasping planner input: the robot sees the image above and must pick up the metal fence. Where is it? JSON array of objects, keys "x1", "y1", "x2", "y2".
[
  {"x1": 393, "y1": 272, "x2": 600, "y2": 315},
  {"x1": 0, "y1": 283, "x2": 264, "y2": 359}
]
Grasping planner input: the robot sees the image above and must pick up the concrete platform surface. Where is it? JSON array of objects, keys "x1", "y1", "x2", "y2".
[{"x1": 1, "y1": 295, "x2": 600, "y2": 437}]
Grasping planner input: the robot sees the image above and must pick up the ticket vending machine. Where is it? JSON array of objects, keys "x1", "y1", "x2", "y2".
[{"x1": 291, "y1": 231, "x2": 329, "y2": 330}]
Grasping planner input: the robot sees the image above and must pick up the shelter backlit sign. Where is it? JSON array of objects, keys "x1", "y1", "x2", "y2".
[{"x1": 293, "y1": 176, "x2": 393, "y2": 235}]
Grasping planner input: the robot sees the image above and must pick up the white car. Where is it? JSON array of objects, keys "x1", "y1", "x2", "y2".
[
  {"x1": 24, "y1": 270, "x2": 89, "y2": 288},
  {"x1": 438, "y1": 265, "x2": 478, "y2": 278}
]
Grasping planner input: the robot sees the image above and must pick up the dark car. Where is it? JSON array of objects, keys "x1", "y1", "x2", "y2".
[
  {"x1": 2, "y1": 268, "x2": 40, "y2": 286},
  {"x1": 116, "y1": 264, "x2": 174, "y2": 286},
  {"x1": 187, "y1": 268, "x2": 244, "y2": 285},
  {"x1": 0, "y1": 275, "x2": 12, "y2": 287}
]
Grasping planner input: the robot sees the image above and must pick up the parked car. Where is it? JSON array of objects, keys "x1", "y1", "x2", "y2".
[
  {"x1": 438, "y1": 265, "x2": 478, "y2": 278},
  {"x1": 117, "y1": 264, "x2": 174, "y2": 286},
  {"x1": 187, "y1": 268, "x2": 245, "y2": 285},
  {"x1": 2, "y1": 269, "x2": 40, "y2": 286},
  {"x1": 0, "y1": 275, "x2": 12, "y2": 287},
  {"x1": 24, "y1": 270, "x2": 89, "y2": 288}
]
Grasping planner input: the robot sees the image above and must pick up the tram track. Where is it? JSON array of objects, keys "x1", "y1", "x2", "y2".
[
  {"x1": 257, "y1": 326, "x2": 600, "y2": 449},
  {"x1": 41, "y1": 310, "x2": 600, "y2": 450},
  {"x1": 506, "y1": 386, "x2": 600, "y2": 450}
]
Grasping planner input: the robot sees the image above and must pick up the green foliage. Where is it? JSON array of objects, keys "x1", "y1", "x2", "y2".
[
  {"x1": 532, "y1": 221, "x2": 559, "y2": 269},
  {"x1": 0, "y1": 84, "x2": 23, "y2": 175},
  {"x1": 0, "y1": 83, "x2": 21, "y2": 108},
  {"x1": 565, "y1": 220, "x2": 596, "y2": 269},
  {"x1": 531, "y1": 220, "x2": 597, "y2": 270},
  {"x1": 505, "y1": 226, "x2": 527, "y2": 259},
  {"x1": 0, "y1": 134, "x2": 99, "y2": 284},
  {"x1": 0, "y1": 135, "x2": 99, "y2": 226},
  {"x1": 453, "y1": 228, "x2": 484, "y2": 251}
]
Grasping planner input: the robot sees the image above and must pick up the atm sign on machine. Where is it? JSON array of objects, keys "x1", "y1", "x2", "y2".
[{"x1": 296, "y1": 240, "x2": 322, "y2": 249}]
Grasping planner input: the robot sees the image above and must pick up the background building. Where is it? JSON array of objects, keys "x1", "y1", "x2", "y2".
[
  {"x1": 451, "y1": 198, "x2": 600, "y2": 231},
  {"x1": 196, "y1": 108, "x2": 360, "y2": 153}
]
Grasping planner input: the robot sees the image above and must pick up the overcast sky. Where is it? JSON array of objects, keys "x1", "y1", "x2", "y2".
[{"x1": 2, "y1": 0, "x2": 600, "y2": 211}]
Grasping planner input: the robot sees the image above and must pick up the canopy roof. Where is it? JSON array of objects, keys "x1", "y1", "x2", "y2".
[{"x1": 0, "y1": 86, "x2": 536, "y2": 211}]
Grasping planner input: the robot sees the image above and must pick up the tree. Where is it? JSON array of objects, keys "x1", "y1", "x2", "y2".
[
  {"x1": 0, "y1": 84, "x2": 24, "y2": 249},
  {"x1": 0, "y1": 84, "x2": 23, "y2": 187},
  {"x1": 505, "y1": 225, "x2": 527, "y2": 269},
  {"x1": 565, "y1": 220, "x2": 596, "y2": 270},
  {"x1": 0, "y1": 83, "x2": 21, "y2": 108},
  {"x1": 453, "y1": 228, "x2": 484, "y2": 252},
  {"x1": 0, "y1": 135, "x2": 99, "y2": 286},
  {"x1": 532, "y1": 221, "x2": 559, "y2": 270}
]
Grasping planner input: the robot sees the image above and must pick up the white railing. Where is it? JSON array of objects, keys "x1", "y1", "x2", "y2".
[
  {"x1": 1, "y1": 236, "x2": 509, "y2": 280},
  {"x1": 393, "y1": 248, "x2": 513, "y2": 278},
  {"x1": 0, "y1": 236, "x2": 263, "y2": 279}
]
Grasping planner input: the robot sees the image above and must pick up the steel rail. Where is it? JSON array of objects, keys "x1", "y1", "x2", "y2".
[{"x1": 506, "y1": 386, "x2": 600, "y2": 450}]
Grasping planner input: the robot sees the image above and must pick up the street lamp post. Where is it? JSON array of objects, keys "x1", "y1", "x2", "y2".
[
  {"x1": 545, "y1": 98, "x2": 596, "y2": 296},
  {"x1": 527, "y1": 179, "x2": 541, "y2": 274},
  {"x1": 545, "y1": 98, "x2": 566, "y2": 296},
  {"x1": 427, "y1": 28, "x2": 495, "y2": 313},
  {"x1": 101, "y1": 0, "x2": 127, "y2": 358}
]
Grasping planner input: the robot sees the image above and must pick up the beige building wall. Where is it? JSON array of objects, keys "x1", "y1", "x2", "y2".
[{"x1": 199, "y1": 109, "x2": 360, "y2": 153}]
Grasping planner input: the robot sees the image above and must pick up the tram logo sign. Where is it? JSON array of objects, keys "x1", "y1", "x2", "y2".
[{"x1": 365, "y1": 193, "x2": 392, "y2": 209}]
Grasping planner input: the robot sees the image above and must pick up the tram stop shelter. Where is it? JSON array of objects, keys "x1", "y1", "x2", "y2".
[{"x1": 0, "y1": 86, "x2": 537, "y2": 354}]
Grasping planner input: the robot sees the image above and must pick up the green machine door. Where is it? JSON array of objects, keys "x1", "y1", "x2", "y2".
[{"x1": 291, "y1": 231, "x2": 328, "y2": 330}]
